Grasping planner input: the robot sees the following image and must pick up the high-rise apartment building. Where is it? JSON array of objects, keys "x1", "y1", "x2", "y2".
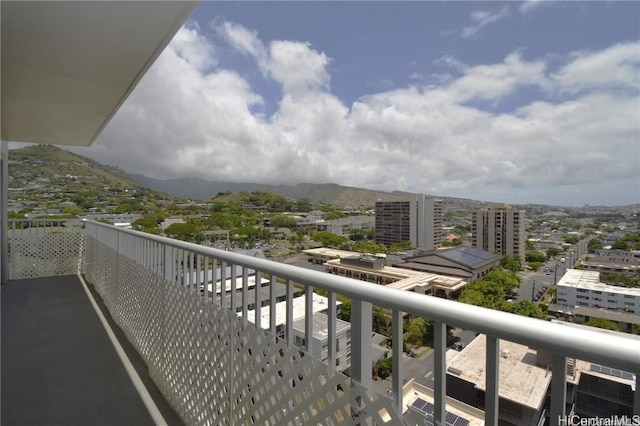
[
  {"x1": 471, "y1": 204, "x2": 525, "y2": 261},
  {"x1": 375, "y1": 195, "x2": 443, "y2": 250}
]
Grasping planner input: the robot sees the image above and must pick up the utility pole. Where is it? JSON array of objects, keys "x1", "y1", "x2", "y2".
[{"x1": 532, "y1": 279, "x2": 536, "y2": 301}]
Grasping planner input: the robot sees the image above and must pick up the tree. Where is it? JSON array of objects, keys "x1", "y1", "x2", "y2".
[
  {"x1": 312, "y1": 231, "x2": 348, "y2": 248},
  {"x1": 587, "y1": 238, "x2": 603, "y2": 253},
  {"x1": 377, "y1": 357, "x2": 393, "y2": 379},
  {"x1": 133, "y1": 215, "x2": 160, "y2": 231},
  {"x1": 584, "y1": 318, "x2": 620, "y2": 332},
  {"x1": 565, "y1": 235, "x2": 580, "y2": 245},
  {"x1": 296, "y1": 198, "x2": 312, "y2": 212},
  {"x1": 525, "y1": 251, "x2": 546, "y2": 263},
  {"x1": 389, "y1": 241, "x2": 413, "y2": 252},
  {"x1": 352, "y1": 241, "x2": 387, "y2": 256},
  {"x1": 349, "y1": 229, "x2": 367, "y2": 241},
  {"x1": 546, "y1": 248, "x2": 562, "y2": 259},
  {"x1": 501, "y1": 300, "x2": 545, "y2": 319},
  {"x1": 405, "y1": 317, "x2": 433, "y2": 347},
  {"x1": 270, "y1": 214, "x2": 297, "y2": 229},
  {"x1": 500, "y1": 255, "x2": 522, "y2": 273},
  {"x1": 115, "y1": 203, "x2": 133, "y2": 214},
  {"x1": 483, "y1": 268, "x2": 521, "y2": 293},
  {"x1": 164, "y1": 223, "x2": 202, "y2": 242}
]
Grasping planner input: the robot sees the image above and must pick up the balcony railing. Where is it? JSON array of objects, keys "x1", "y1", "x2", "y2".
[{"x1": 7, "y1": 219, "x2": 640, "y2": 425}]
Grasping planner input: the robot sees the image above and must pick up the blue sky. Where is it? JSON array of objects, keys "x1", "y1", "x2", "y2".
[{"x1": 75, "y1": 1, "x2": 639, "y2": 206}]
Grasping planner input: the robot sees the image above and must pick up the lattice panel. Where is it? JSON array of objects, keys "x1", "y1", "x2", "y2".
[
  {"x1": 9, "y1": 230, "x2": 84, "y2": 279},
  {"x1": 85, "y1": 236, "x2": 406, "y2": 426}
]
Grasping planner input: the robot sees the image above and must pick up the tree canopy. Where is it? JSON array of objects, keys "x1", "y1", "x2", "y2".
[{"x1": 164, "y1": 223, "x2": 202, "y2": 242}]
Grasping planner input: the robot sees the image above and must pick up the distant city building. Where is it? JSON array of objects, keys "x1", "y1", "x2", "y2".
[
  {"x1": 375, "y1": 195, "x2": 443, "y2": 250},
  {"x1": 579, "y1": 249, "x2": 640, "y2": 276},
  {"x1": 556, "y1": 269, "x2": 640, "y2": 314},
  {"x1": 309, "y1": 248, "x2": 467, "y2": 299},
  {"x1": 471, "y1": 204, "x2": 525, "y2": 261},
  {"x1": 314, "y1": 215, "x2": 374, "y2": 236}
]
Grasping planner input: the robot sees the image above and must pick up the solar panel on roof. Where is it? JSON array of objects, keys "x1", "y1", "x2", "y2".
[
  {"x1": 454, "y1": 417, "x2": 470, "y2": 426},
  {"x1": 439, "y1": 247, "x2": 497, "y2": 267},
  {"x1": 410, "y1": 398, "x2": 469, "y2": 426},
  {"x1": 591, "y1": 363, "x2": 635, "y2": 380},
  {"x1": 412, "y1": 398, "x2": 427, "y2": 411}
]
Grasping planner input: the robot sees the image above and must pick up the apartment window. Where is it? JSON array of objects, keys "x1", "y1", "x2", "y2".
[
  {"x1": 624, "y1": 295, "x2": 634, "y2": 299},
  {"x1": 607, "y1": 300, "x2": 617, "y2": 303},
  {"x1": 577, "y1": 288, "x2": 588, "y2": 293},
  {"x1": 336, "y1": 338, "x2": 340, "y2": 351},
  {"x1": 295, "y1": 336, "x2": 305, "y2": 347},
  {"x1": 594, "y1": 291, "x2": 602, "y2": 295}
]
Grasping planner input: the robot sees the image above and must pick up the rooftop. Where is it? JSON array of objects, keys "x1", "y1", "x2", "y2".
[
  {"x1": 240, "y1": 293, "x2": 341, "y2": 328},
  {"x1": 446, "y1": 334, "x2": 551, "y2": 410},
  {"x1": 292, "y1": 312, "x2": 350, "y2": 340},
  {"x1": 558, "y1": 269, "x2": 640, "y2": 296}
]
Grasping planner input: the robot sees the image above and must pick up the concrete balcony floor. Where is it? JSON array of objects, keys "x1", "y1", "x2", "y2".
[{"x1": 1, "y1": 275, "x2": 183, "y2": 425}]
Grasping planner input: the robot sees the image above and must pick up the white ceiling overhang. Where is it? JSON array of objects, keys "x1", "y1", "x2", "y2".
[{"x1": 1, "y1": 1, "x2": 198, "y2": 146}]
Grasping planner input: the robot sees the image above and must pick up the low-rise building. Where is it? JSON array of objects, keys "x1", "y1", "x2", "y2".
[
  {"x1": 446, "y1": 334, "x2": 550, "y2": 426},
  {"x1": 579, "y1": 249, "x2": 640, "y2": 276},
  {"x1": 556, "y1": 269, "x2": 640, "y2": 314},
  {"x1": 292, "y1": 312, "x2": 351, "y2": 372}
]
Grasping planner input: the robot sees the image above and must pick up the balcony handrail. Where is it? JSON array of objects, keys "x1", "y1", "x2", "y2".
[{"x1": 87, "y1": 220, "x2": 640, "y2": 374}]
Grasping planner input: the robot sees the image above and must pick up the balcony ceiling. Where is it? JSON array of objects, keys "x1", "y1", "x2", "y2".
[{"x1": 1, "y1": 1, "x2": 198, "y2": 146}]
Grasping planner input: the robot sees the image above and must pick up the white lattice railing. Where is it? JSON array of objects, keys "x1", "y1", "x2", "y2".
[
  {"x1": 7, "y1": 219, "x2": 85, "y2": 280},
  {"x1": 11, "y1": 219, "x2": 639, "y2": 425}
]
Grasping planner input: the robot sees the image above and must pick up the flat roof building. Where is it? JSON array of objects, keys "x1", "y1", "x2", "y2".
[
  {"x1": 446, "y1": 334, "x2": 551, "y2": 426},
  {"x1": 556, "y1": 269, "x2": 640, "y2": 315}
]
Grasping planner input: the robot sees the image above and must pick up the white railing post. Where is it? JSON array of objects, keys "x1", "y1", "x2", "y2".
[
  {"x1": 485, "y1": 335, "x2": 499, "y2": 426},
  {"x1": 351, "y1": 298, "x2": 372, "y2": 406},
  {"x1": 328, "y1": 291, "x2": 337, "y2": 369},
  {"x1": 392, "y1": 309, "x2": 403, "y2": 414},
  {"x1": 305, "y1": 286, "x2": 314, "y2": 354},
  {"x1": 550, "y1": 353, "x2": 567, "y2": 425},
  {"x1": 433, "y1": 321, "x2": 447, "y2": 426}
]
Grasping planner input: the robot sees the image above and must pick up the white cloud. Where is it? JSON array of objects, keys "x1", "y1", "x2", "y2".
[
  {"x1": 551, "y1": 42, "x2": 640, "y2": 94},
  {"x1": 217, "y1": 20, "x2": 265, "y2": 60},
  {"x1": 446, "y1": 52, "x2": 547, "y2": 102},
  {"x1": 170, "y1": 23, "x2": 216, "y2": 71},
  {"x1": 267, "y1": 40, "x2": 331, "y2": 95},
  {"x1": 218, "y1": 21, "x2": 330, "y2": 96},
  {"x1": 519, "y1": 0, "x2": 551, "y2": 15},
  {"x1": 81, "y1": 25, "x2": 639, "y2": 206},
  {"x1": 462, "y1": 6, "x2": 510, "y2": 38}
]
